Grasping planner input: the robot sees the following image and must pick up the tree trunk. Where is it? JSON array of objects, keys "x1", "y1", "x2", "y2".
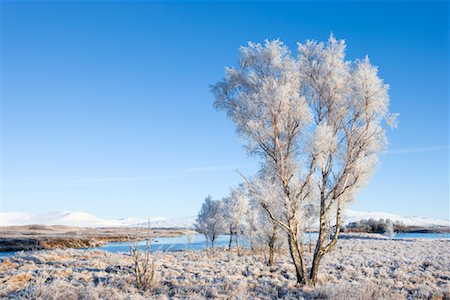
[
  {"x1": 308, "y1": 178, "x2": 329, "y2": 285},
  {"x1": 267, "y1": 223, "x2": 277, "y2": 266},
  {"x1": 287, "y1": 229, "x2": 309, "y2": 285},
  {"x1": 211, "y1": 236, "x2": 215, "y2": 251},
  {"x1": 287, "y1": 235, "x2": 302, "y2": 284},
  {"x1": 310, "y1": 214, "x2": 326, "y2": 285},
  {"x1": 268, "y1": 239, "x2": 275, "y2": 266},
  {"x1": 310, "y1": 250, "x2": 322, "y2": 285},
  {"x1": 228, "y1": 226, "x2": 233, "y2": 250},
  {"x1": 235, "y1": 231, "x2": 240, "y2": 255},
  {"x1": 310, "y1": 202, "x2": 343, "y2": 285}
]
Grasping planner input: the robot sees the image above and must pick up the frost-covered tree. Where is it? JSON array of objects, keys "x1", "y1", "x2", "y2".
[
  {"x1": 251, "y1": 201, "x2": 283, "y2": 266},
  {"x1": 195, "y1": 196, "x2": 225, "y2": 250},
  {"x1": 222, "y1": 184, "x2": 249, "y2": 253},
  {"x1": 244, "y1": 173, "x2": 286, "y2": 266},
  {"x1": 232, "y1": 175, "x2": 284, "y2": 265},
  {"x1": 212, "y1": 35, "x2": 397, "y2": 285},
  {"x1": 385, "y1": 219, "x2": 395, "y2": 239},
  {"x1": 243, "y1": 200, "x2": 259, "y2": 252}
]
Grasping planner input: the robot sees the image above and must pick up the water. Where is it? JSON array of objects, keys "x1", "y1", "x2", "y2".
[
  {"x1": 96, "y1": 234, "x2": 238, "y2": 253},
  {"x1": 393, "y1": 232, "x2": 450, "y2": 239},
  {"x1": 0, "y1": 251, "x2": 17, "y2": 259},
  {"x1": 1, "y1": 232, "x2": 448, "y2": 259},
  {"x1": 0, "y1": 234, "x2": 237, "y2": 259}
]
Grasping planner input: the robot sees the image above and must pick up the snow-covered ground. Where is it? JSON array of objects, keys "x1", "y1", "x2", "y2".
[
  {"x1": 1, "y1": 238, "x2": 449, "y2": 299},
  {"x1": 1, "y1": 209, "x2": 448, "y2": 228}
]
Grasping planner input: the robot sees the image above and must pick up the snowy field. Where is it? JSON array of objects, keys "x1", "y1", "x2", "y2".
[{"x1": 1, "y1": 237, "x2": 448, "y2": 299}]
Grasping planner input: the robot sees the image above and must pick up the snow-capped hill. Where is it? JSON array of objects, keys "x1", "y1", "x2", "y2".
[
  {"x1": 148, "y1": 216, "x2": 196, "y2": 229},
  {"x1": 0, "y1": 211, "x2": 150, "y2": 227},
  {"x1": 1, "y1": 210, "x2": 448, "y2": 228},
  {"x1": 342, "y1": 210, "x2": 450, "y2": 227},
  {"x1": 0, "y1": 210, "x2": 195, "y2": 228},
  {"x1": 0, "y1": 212, "x2": 34, "y2": 227},
  {"x1": 35, "y1": 211, "x2": 109, "y2": 227},
  {"x1": 159, "y1": 211, "x2": 449, "y2": 228},
  {"x1": 118, "y1": 216, "x2": 165, "y2": 226}
]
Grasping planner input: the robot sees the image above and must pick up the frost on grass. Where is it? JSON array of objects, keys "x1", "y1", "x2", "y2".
[{"x1": 1, "y1": 238, "x2": 449, "y2": 299}]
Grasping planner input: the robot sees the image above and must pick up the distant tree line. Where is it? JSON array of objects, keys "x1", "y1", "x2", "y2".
[{"x1": 343, "y1": 218, "x2": 400, "y2": 237}]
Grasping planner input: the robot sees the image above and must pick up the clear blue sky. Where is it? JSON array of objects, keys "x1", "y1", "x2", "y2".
[{"x1": 1, "y1": 1, "x2": 448, "y2": 220}]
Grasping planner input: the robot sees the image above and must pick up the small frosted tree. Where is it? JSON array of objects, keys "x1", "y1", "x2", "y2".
[
  {"x1": 222, "y1": 184, "x2": 249, "y2": 254},
  {"x1": 212, "y1": 36, "x2": 397, "y2": 285},
  {"x1": 385, "y1": 219, "x2": 395, "y2": 239},
  {"x1": 253, "y1": 202, "x2": 283, "y2": 266},
  {"x1": 244, "y1": 172, "x2": 287, "y2": 266},
  {"x1": 243, "y1": 200, "x2": 259, "y2": 252},
  {"x1": 195, "y1": 195, "x2": 224, "y2": 250}
]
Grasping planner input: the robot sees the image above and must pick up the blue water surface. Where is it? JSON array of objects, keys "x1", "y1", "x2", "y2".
[{"x1": 1, "y1": 232, "x2": 448, "y2": 259}]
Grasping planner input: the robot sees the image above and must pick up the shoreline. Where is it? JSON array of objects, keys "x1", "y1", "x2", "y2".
[
  {"x1": 0, "y1": 225, "x2": 194, "y2": 252},
  {"x1": 1, "y1": 224, "x2": 449, "y2": 253}
]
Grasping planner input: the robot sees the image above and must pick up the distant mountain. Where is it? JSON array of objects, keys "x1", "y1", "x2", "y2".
[
  {"x1": 146, "y1": 216, "x2": 196, "y2": 229},
  {"x1": 0, "y1": 211, "x2": 163, "y2": 228},
  {"x1": 342, "y1": 210, "x2": 450, "y2": 227},
  {"x1": 146, "y1": 211, "x2": 450, "y2": 229},
  {"x1": 1, "y1": 210, "x2": 448, "y2": 228}
]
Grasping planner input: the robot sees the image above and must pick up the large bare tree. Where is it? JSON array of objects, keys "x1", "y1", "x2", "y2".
[{"x1": 212, "y1": 36, "x2": 397, "y2": 285}]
